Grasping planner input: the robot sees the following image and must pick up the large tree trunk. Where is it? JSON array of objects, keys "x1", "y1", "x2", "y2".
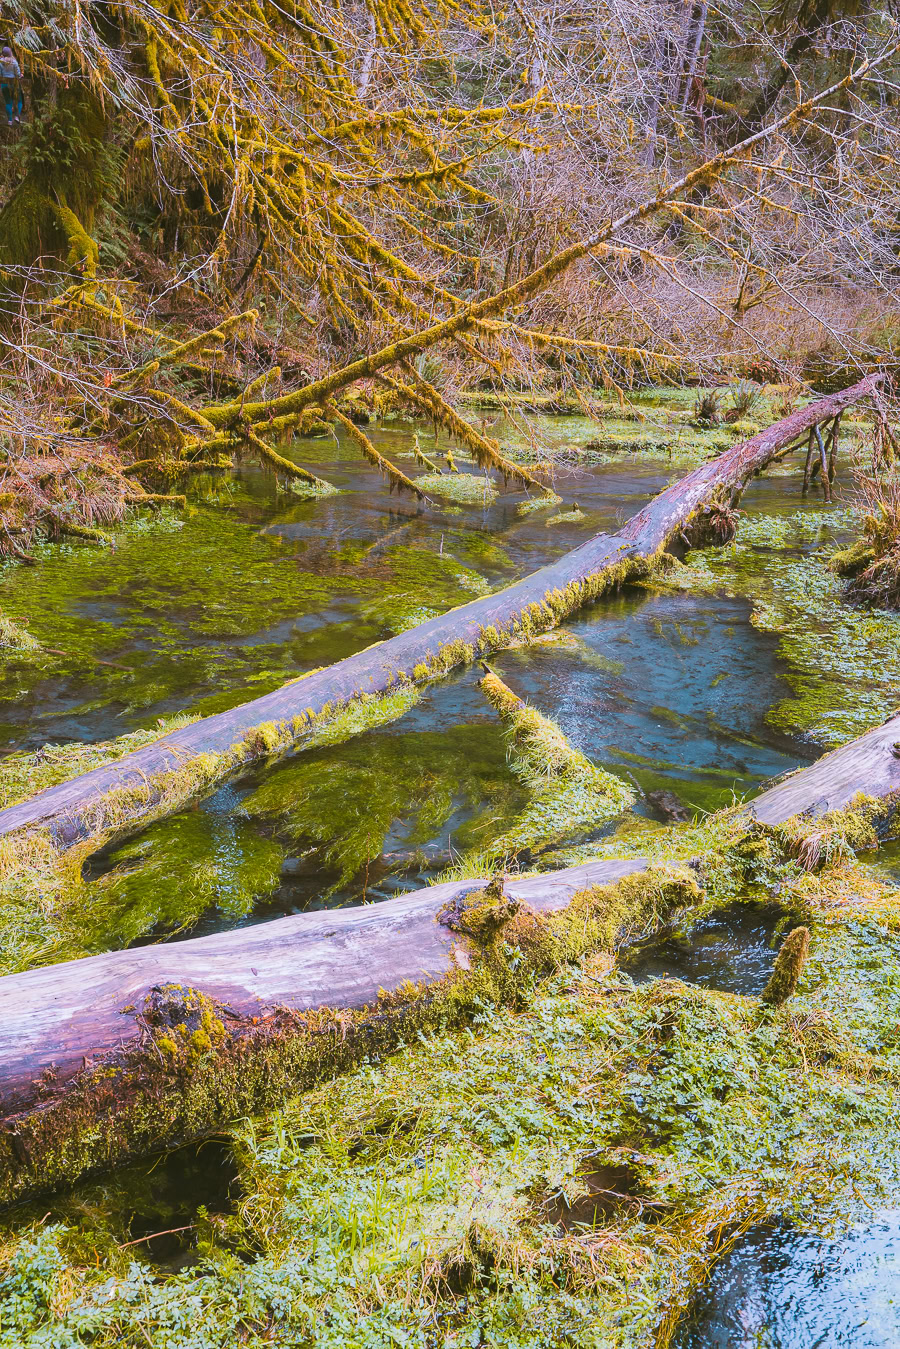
[
  {"x1": 0, "y1": 86, "x2": 107, "y2": 288},
  {"x1": 0, "y1": 374, "x2": 882, "y2": 852},
  {"x1": 0, "y1": 706, "x2": 897, "y2": 1204}
]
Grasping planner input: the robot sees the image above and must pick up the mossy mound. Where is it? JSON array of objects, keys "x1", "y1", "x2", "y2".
[{"x1": 415, "y1": 472, "x2": 499, "y2": 504}]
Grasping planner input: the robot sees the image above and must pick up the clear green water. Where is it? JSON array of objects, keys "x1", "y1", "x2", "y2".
[
  {"x1": 618, "y1": 903, "x2": 793, "y2": 996},
  {"x1": 6, "y1": 407, "x2": 892, "y2": 943},
  {"x1": 0, "y1": 418, "x2": 670, "y2": 751}
]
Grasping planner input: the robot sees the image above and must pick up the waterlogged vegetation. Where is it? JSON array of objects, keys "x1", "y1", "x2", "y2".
[
  {"x1": 2, "y1": 391, "x2": 900, "y2": 1344},
  {"x1": 4, "y1": 857, "x2": 900, "y2": 1347},
  {"x1": 6, "y1": 0, "x2": 900, "y2": 1331},
  {"x1": 0, "y1": 398, "x2": 888, "y2": 957},
  {"x1": 648, "y1": 501, "x2": 900, "y2": 746}
]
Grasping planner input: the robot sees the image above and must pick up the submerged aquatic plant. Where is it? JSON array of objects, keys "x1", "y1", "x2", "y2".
[
  {"x1": 239, "y1": 717, "x2": 526, "y2": 893},
  {"x1": 475, "y1": 668, "x2": 634, "y2": 861},
  {"x1": 414, "y1": 471, "x2": 498, "y2": 504}
]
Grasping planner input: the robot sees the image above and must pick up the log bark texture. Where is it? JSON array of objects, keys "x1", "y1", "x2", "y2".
[
  {"x1": 0, "y1": 859, "x2": 646, "y2": 1105},
  {"x1": 749, "y1": 709, "x2": 900, "y2": 824},
  {"x1": 0, "y1": 374, "x2": 882, "y2": 850}
]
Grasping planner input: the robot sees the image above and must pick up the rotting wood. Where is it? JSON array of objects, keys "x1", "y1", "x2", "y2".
[
  {"x1": 0, "y1": 374, "x2": 882, "y2": 853},
  {"x1": 747, "y1": 707, "x2": 900, "y2": 825},
  {"x1": 0, "y1": 858, "x2": 647, "y2": 1108},
  {"x1": 0, "y1": 706, "x2": 897, "y2": 1203}
]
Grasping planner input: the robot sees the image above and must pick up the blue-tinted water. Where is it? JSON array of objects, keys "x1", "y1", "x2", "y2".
[{"x1": 674, "y1": 1213, "x2": 900, "y2": 1348}]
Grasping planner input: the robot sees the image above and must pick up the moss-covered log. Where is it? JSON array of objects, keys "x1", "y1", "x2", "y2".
[
  {"x1": 0, "y1": 704, "x2": 897, "y2": 1203},
  {"x1": 0, "y1": 858, "x2": 689, "y2": 1204},
  {"x1": 0, "y1": 376, "x2": 882, "y2": 856}
]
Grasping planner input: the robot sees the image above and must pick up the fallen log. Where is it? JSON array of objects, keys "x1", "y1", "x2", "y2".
[
  {"x1": 0, "y1": 706, "x2": 897, "y2": 1204},
  {"x1": 0, "y1": 375, "x2": 881, "y2": 853},
  {"x1": 749, "y1": 707, "x2": 900, "y2": 824}
]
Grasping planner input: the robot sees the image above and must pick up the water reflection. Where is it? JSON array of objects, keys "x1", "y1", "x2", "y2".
[
  {"x1": 497, "y1": 588, "x2": 809, "y2": 817},
  {"x1": 674, "y1": 1212, "x2": 900, "y2": 1348},
  {"x1": 619, "y1": 905, "x2": 791, "y2": 996},
  {"x1": 5, "y1": 1137, "x2": 241, "y2": 1272},
  {"x1": 0, "y1": 419, "x2": 666, "y2": 754}
]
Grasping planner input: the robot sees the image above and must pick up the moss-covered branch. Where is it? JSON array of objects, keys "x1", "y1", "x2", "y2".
[
  {"x1": 477, "y1": 666, "x2": 634, "y2": 858},
  {"x1": 197, "y1": 52, "x2": 895, "y2": 430},
  {"x1": 381, "y1": 367, "x2": 552, "y2": 494}
]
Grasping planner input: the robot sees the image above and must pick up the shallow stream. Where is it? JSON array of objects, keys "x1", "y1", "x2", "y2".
[
  {"x1": 673, "y1": 1211, "x2": 900, "y2": 1347},
  {"x1": 4, "y1": 395, "x2": 900, "y2": 1331},
  {"x1": 3, "y1": 404, "x2": 894, "y2": 944}
]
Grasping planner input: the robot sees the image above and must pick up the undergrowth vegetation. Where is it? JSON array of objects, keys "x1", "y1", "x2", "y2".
[
  {"x1": 3, "y1": 851, "x2": 900, "y2": 1347},
  {"x1": 1, "y1": 0, "x2": 900, "y2": 1336},
  {"x1": 831, "y1": 455, "x2": 900, "y2": 610}
]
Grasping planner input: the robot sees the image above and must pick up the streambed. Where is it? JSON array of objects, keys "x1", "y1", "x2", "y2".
[
  {"x1": 3, "y1": 396, "x2": 900, "y2": 1344},
  {"x1": 3, "y1": 401, "x2": 894, "y2": 950}
]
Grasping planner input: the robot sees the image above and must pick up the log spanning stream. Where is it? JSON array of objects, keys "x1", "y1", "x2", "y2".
[{"x1": 1, "y1": 378, "x2": 900, "y2": 1341}]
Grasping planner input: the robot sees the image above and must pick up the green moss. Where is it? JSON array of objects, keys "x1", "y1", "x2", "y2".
[
  {"x1": 830, "y1": 537, "x2": 876, "y2": 578},
  {"x1": 761, "y1": 925, "x2": 810, "y2": 1005},
  {"x1": 414, "y1": 472, "x2": 498, "y2": 503},
  {"x1": 545, "y1": 507, "x2": 585, "y2": 526},
  {"x1": 144, "y1": 983, "x2": 227, "y2": 1064},
  {"x1": 772, "y1": 791, "x2": 892, "y2": 871},
  {"x1": 305, "y1": 684, "x2": 421, "y2": 748},
  {"x1": 5, "y1": 862, "x2": 900, "y2": 1345},
  {"x1": 517, "y1": 492, "x2": 563, "y2": 516}
]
